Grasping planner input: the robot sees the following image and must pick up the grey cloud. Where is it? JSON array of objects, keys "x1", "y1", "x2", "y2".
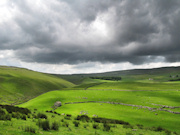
[{"x1": 1, "y1": 0, "x2": 180, "y2": 65}]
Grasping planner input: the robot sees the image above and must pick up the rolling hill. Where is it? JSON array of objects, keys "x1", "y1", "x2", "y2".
[
  {"x1": 0, "y1": 66, "x2": 75, "y2": 105},
  {"x1": 56, "y1": 66, "x2": 180, "y2": 84}
]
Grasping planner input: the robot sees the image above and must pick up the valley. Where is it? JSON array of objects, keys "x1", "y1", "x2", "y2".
[{"x1": 0, "y1": 66, "x2": 180, "y2": 135}]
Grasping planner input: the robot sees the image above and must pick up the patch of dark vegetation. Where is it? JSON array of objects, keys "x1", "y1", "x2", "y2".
[
  {"x1": 146, "y1": 126, "x2": 172, "y2": 134},
  {"x1": 37, "y1": 113, "x2": 48, "y2": 119},
  {"x1": 75, "y1": 115, "x2": 90, "y2": 122},
  {"x1": 45, "y1": 110, "x2": 61, "y2": 115},
  {"x1": 0, "y1": 105, "x2": 31, "y2": 121},
  {"x1": 0, "y1": 104, "x2": 31, "y2": 115},
  {"x1": 123, "y1": 124, "x2": 133, "y2": 129},
  {"x1": 37, "y1": 119, "x2": 50, "y2": 131},
  {"x1": 136, "y1": 124, "x2": 143, "y2": 129},
  {"x1": 90, "y1": 76, "x2": 122, "y2": 81},
  {"x1": 73, "y1": 121, "x2": 80, "y2": 127},
  {"x1": 24, "y1": 126, "x2": 36, "y2": 133},
  {"x1": 103, "y1": 123, "x2": 111, "y2": 131},
  {"x1": 92, "y1": 123, "x2": 99, "y2": 129},
  {"x1": 62, "y1": 122, "x2": 69, "y2": 127},
  {"x1": 0, "y1": 107, "x2": 11, "y2": 121},
  {"x1": 92, "y1": 117, "x2": 130, "y2": 125},
  {"x1": 169, "y1": 79, "x2": 180, "y2": 81},
  {"x1": 51, "y1": 121, "x2": 59, "y2": 131},
  {"x1": 64, "y1": 114, "x2": 72, "y2": 120}
]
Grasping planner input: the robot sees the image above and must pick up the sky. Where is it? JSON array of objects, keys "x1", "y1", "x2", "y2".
[{"x1": 0, "y1": 0, "x2": 180, "y2": 74}]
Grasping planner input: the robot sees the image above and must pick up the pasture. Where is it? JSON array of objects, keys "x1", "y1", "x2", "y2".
[{"x1": 19, "y1": 81, "x2": 180, "y2": 133}]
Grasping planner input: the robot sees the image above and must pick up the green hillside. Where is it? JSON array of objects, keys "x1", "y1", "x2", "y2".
[
  {"x1": 57, "y1": 66, "x2": 180, "y2": 84},
  {"x1": 1, "y1": 66, "x2": 180, "y2": 134},
  {"x1": 0, "y1": 66, "x2": 75, "y2": 105},
  {"x1": 19, "y1": 89, "x2": 180, "y2": 133}
]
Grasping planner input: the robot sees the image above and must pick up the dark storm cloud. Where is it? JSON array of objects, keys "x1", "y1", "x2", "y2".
[{"x1": 1, "y1": 0, "x2": 180, "y2": 65}]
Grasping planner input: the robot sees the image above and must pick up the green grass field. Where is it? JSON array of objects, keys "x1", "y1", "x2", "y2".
[
  {"x1": 1, "y1": 66, "x2": 180, "y2": 134},
  {"x1": 19, "y1": 87, "x2": 180, "y2": 133}
]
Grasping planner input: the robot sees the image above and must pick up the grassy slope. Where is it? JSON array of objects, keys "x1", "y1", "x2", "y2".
[
  {"x1": 0, "y1": 111, "x2": 169, "y2": 135},
  {"x1": 3, "y1": 66, "x2": 180, "y2": 134},
  {"x1": 57, "y1": 66, "x2": 180, "y2": 84},
  {"x1": 19, "y1": 66, "x2": 180, "y2": 133},
  {"x1": 19, "y1": 88, "x2": 180, "y2": 133},
  {"x1": 0, "y1": 66, "x2": 75, "y2": 104}
]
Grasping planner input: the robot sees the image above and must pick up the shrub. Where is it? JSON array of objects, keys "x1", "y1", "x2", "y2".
[
  {"x1": 103, "y1": 123, "x2": 111, "y2": 131},
  {"x1": 0, "y1": 105, "x2": 31, "y2": 115},
  {"x1": 123, "y1": 124, "x2": 133, "y2": 129},
  {"x1": 51, "y1": 121, "x2": 59, "y2": 131},
  {"x1": 12, "y1": 112, "x2": 22, "y2": 119},
  {"x1": 24, "y1": 126, "x2": 36, "y2": 133},
  {"x1": 61, "y1": 119, "x2": 64, "y2": 122},
  {"x1": 62, "y1": 122, "x2": 69, "y2": 127},
  {"x1": 0, "y1": 107, "x2": 6, "y2": 115},
  {"x1": 83, "y1": 124, "x2": 88, "y2": 128},
  {"x1": 155, "y1": 126, "x2": 164, "y2": 132},
  {"x1": 73, "y1": 121, "x2": 80, "y2": 127},
  {"x1": 92, "y1": 117, "x2": 130, "y2": 125},
  {"x1": 37, "y1": 113, "x2": 47, "y2": 119},
  {"x1": 5, "y1": 114, "x2": 12, "y2": 121},
  {"x1": 93, "y1": 123, "x2": 99, "y2": 129},
  {"x1": 137, "y1": 124, "x2": 143, "y2": 129},
  {"x1": 66, "y1": 114, "x2": 71, "y2": 117},
  {"x1": 22, "y1": 114, "x2": 26, "y2": 120},
  {"x1": 37, "y1": 119, "x2": 50, "y2": 131},
  {"x1": 41, "y1": 120, "x2": 50, "y2": 131},
  {"x1": 0, "y1": 108, "x2": 11, "y2": 121},
  {"x1": 165, "y1": 130, "x2": 171, "y2": 135},
  {"x1": 37, "y1": 119, "x2": 42, "y2": 128},
  {"x1": 27, "y1": 114, "x2": 31, "y2": 118},
  {"x1": 76, "y1": 115, "x2": 90, "y2": 122}
]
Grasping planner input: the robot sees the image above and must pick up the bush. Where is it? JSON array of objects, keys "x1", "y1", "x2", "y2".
[
  {"x1": 51, "y1": 121, "x2": 59, "y2": 131},
  {"x1": 123, "y1": 124, "x2": 133, "y2": 129},
  {"x1": 41, "y1": 120, "x2": 50, "y2": 131},
  {"x1": 0, "y1": 107, "x2": 6, "y2": 115},
  {"x1": 137, "y1": 124, "x2": 143, "y2": 129},
  {"x1": 24, "y1": 126, "x2": 36, "y2": 133},
  {"x1": 37, "y1": 119, "x2": 50, "y2": 131},
  {"x1": 0, "y1": 105, "x2": 31, "y2": 115},
  {"x1": 93, "y1": 123, "x2": 99, "y2": 129},
  {"x1": 73, "y1": 121, "x2": 80, "y2": 127},
  {"x1": 155, "y1": 126, "x2": 164, "y2": 132},
  {"x1": 12, "y1": 112, "x2": 22, "y2": 119},
  {"x1": 62, "y1": 122, "x2": 69, "y2": 127},
  {"x1": 92, "y1": 117, "x2": 130, "y2": 125},
  {"x1": 83, "y1": 124, "x2": 88, "y2": 128},
  {"x1": 37, "y1": 113, "x2": 47, "y2": 119},
  {"x1": 103, "y1": 123, "x2": 111, "y2": 131},
  {"x1": 22, "y1": 114, "x2": 26, "y2": 120},
  {"x1": 76, "y1": 115, "x2": 90, "y2": 122},
  {"x1": 0, "y1": 108, "x2": 11, "y2": 121}
]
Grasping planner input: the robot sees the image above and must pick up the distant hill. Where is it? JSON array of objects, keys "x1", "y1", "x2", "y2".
[
  {"x1": 56, "y1": 66, "x2": 180, "y2": 84},
  {"x1": 0, "y1": 66, "x2": 75, "y2": 105}
]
